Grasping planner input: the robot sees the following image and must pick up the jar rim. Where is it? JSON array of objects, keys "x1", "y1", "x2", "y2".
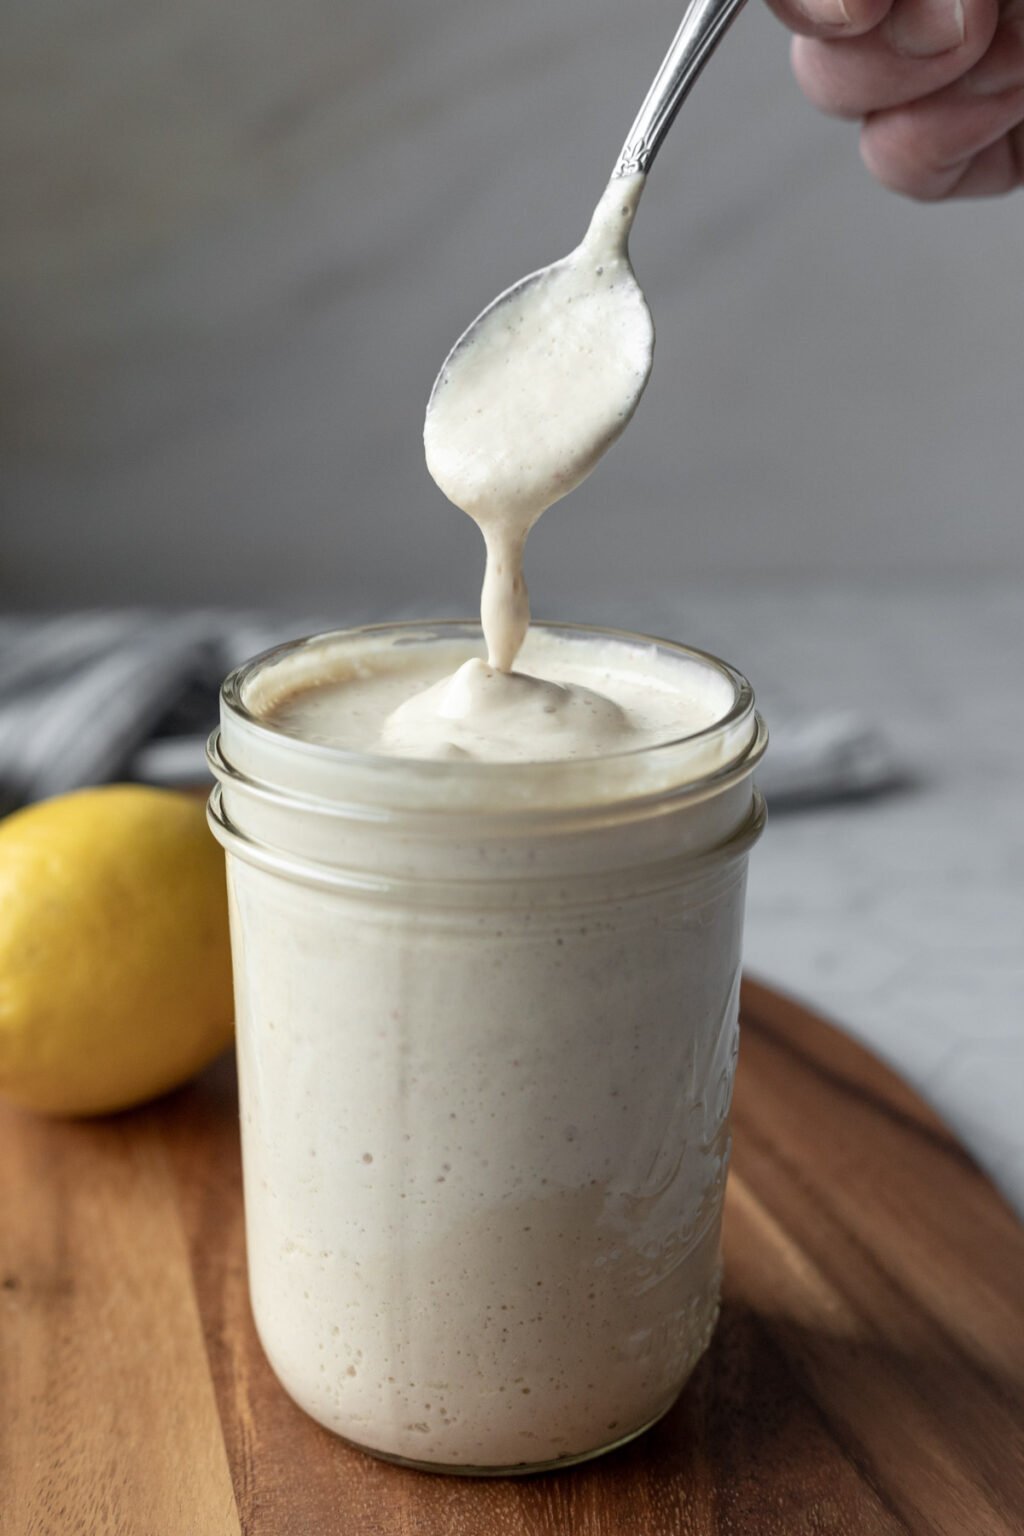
[
  {"x1": 220, "y1": 619, "x2": 760, "y2": 787},
  {"x1": 212, "y1": 620, "x2": 766, "y2": 887}
]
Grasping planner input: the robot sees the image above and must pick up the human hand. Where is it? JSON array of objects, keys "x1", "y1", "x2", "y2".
[{"x1": 766, "y1": 0, "x2": 1024, "y2": 198}]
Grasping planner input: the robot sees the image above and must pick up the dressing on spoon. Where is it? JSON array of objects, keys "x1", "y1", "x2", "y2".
[
  {"x1": 423, "y1": 174, "x2": 652, "y2": 675},
  {"x1": 409, "y1": 0, "x2": 749, "y2": 757}
]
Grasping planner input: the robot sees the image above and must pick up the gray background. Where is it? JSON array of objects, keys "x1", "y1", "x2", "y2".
[{"x1": 2, "y1": 0, "x2": 1023, "y2": 615}]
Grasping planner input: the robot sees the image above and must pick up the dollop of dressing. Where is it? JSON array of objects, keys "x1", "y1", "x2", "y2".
[{"x1": 380, "y1": 656, "x2": 634, "y2": 761}]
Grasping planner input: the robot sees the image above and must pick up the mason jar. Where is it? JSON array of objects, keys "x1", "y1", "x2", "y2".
[{"x1": 207, "y1": 621, "x2": 766, "y2": 1475}]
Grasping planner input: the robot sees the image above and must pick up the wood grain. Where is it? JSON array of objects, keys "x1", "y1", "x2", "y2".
[
  {"x1": 2, "y1": 980, "x2": 1022, "y2": 1535},
  {"x1": 0, "y1": 1106, "x2": 240, "y2": 1536}
]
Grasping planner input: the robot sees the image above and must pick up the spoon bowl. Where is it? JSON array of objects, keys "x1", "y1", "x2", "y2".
[{"x1": 424, "y1": 176, "x2": 653, "y2": 532}]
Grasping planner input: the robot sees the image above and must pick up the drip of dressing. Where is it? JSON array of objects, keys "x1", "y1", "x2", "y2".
[
  {"x1": 423, "y1": 174, "x2": 652, "y2": 675},
  {"x1": 358, "y1": 174, "x2": 661, "y2": 762}
]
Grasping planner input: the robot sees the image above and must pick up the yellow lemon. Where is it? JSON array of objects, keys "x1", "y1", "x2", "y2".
[{"x1": 0, "y1": 785, "x2": 233, "y2": 1116}]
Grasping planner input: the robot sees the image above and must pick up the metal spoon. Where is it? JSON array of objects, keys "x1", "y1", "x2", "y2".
[
  {"x1": 613, "y1": 0, "x2": 750, "y2": 181},
  {"x1": 426, "y1": 0, "x2": 749, "y2": 420}
]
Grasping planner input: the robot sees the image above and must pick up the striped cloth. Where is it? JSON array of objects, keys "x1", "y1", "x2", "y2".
[{"x1": 0, "y1": 613, "x2": 901, "y2": 814}]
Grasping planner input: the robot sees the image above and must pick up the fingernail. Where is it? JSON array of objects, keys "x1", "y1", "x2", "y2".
[
  {"x1": 887, "y1": 0, "x2": 965, "y2": 57},
  {"x1": 796, "y1": 0, "x2": 853, "y2": 29}
]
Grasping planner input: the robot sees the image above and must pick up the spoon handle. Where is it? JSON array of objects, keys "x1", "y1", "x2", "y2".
[{"x1": 613, "y1": 0, "x2": 749, "y2": 178}]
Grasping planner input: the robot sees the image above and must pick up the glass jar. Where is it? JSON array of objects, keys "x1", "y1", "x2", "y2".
[{"x1": 207, "y1": 621, "x2": 766, "y2": 1475}]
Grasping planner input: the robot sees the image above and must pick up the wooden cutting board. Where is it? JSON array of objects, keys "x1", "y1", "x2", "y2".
[{"x1": 2, "y1": 980, "x2": 1022, "y2": 1536}]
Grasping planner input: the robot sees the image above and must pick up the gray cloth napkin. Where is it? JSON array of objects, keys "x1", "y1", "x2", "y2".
[{"x1": 0, "y1": 613, "x2": 902, "y2": 813}]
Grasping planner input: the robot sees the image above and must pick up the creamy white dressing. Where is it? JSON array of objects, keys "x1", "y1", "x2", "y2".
[
  {"x1": 422, "y1": 173, "x2": 652, "y2": 695},
  {"x1": 265, "y1": 630, "x2": 732, "y2": 765}
]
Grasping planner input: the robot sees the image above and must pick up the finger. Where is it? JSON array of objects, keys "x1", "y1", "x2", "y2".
[
  {"x1": 940, "y1": 124, "x2": 1024, "y2": 195},
  {"x1": 961, "y1": 5, "x2": 1024, "y2": 94},
  {"x1": 860, "y1": 78, "x2": 1024, "y2": 196},
  {"x1": 764, "y1": 0, "x2": 893, "y2": 41},
  {"x1": 791, "y1": 0, "x2": 1000, "y2": 119}
]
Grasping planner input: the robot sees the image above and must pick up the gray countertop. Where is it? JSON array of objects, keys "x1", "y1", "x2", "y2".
[{"x1": 628, "y1": 579, "x2": 1023, "y2": 1217}]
